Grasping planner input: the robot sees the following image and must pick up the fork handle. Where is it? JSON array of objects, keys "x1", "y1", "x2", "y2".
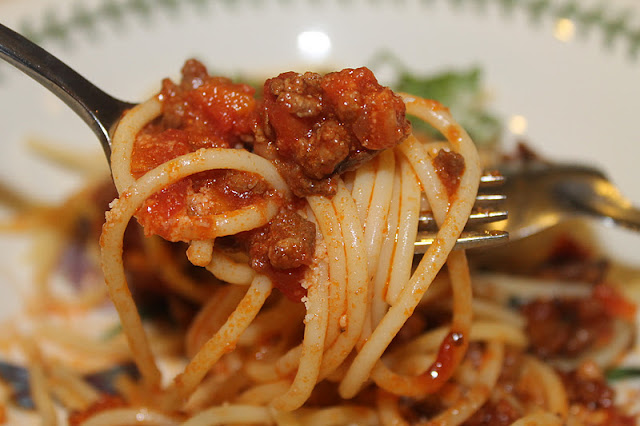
[
  {"x1": 565, "y1": 184, "x2": 640, "y2": 232},
  {"x1": 0, "y1": 23, "x2": 134, "y2": 159},
  {"x1": 580, "y1": 198, "x2": 640, "y2": 232}
]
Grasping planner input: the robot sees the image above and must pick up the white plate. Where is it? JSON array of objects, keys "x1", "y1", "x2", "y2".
[{"x1": 0, "y1": 0, "x2": 639, "y2": 309}]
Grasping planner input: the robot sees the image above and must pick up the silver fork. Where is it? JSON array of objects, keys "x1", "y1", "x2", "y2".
[
  {"x1": 486, "y1": 160, "x2": 640, "y2": 238},
  {"x1": 417, "y1": 160, "x2": 640, "y2": 252},
  {"x1": 0, "y1": 23, "x2": 509, "y2": 250},
  {"x1": 416, "y1": 173, "x2": 508, "y2": 252}
]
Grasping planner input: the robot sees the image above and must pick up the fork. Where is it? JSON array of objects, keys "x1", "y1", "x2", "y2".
[
  {"x1": 485, "y1": 160, "x2": 640, "y2": 238},
  {"x1": 416, "y1": 159, "x2": 640, "y2": 253},
  {"x1": 416, "y1": 173, "x2": 508, "y2": 252},
  {"x1": 0, "y1": 23, "x2": 132, "y2": 159},
  {"x1": 0, "y1": 23, "x2": 509, "y2": 250}
]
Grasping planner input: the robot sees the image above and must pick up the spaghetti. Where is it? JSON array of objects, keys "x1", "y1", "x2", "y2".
[{"x1": 0, "y1": 60, "x2": 636, "y2": 425}]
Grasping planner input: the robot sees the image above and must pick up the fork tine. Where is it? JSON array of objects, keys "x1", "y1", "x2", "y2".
[
  {"x1": 414, "y1": 230, "x2": 509, "y2": 253},
  {"x1": 419, "y1": 209, "x2": 508, "y2": 229},
  {"x1": 415, "y1": 171, "x2": 508, "y2": 251},
  {"x1": 479, "y1": 172, "x2": 505, "y2": 186},
  {"x1": 420, "y1": 171, "x2": 506, "y2": 226},
  {"x1": 474, "y1": 194, "x2": 507, "y2": 203}
]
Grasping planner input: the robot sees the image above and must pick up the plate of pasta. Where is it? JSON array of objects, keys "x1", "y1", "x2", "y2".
[{"x1": 0, "y1": 0, "x2": 639, "y2": 425}]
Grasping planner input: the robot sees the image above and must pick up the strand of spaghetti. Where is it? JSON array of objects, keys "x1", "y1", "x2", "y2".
[
  {"x1": 47, "y1": 361, "x2": 100, "y2": 410},
  {"x1": 298, "y1": 406, "x2": 379, "y2": 426},
  {"x1": 306, "y1": 193, "x2": 348, "y2": 348},
  {"x1": 244, "y1": 361, "x2": 281, "y2": 384},
  {"x1": 317, "y1": 180, "x2": 369, "y2": 379},
  {"x1": 349, "y1": 156, "x2": 376, "y2": 341},
  {"x1": 350, "y1": 156, "x2": 377, "y2": 226},
  {"x1": 371, "y1": 156, "x2": 402, "y2": 326},
  {"x1": 47, "y1": 378, "x2": 89, "y2": 412},
  {"x1": 471, "y1": 298, "x2": 527, "y2": 329},
  {"x1": 32, "y1": 228, "x2": 66, "y2": 310},
  {"x1": 271, "y1": 245, "x2": 329, "y2": 411},
  {"x1": 376, "y1": 390, "x2": 409, "y2": 426},
  {"x1": 384, "y1": 320, "x2": 526, "y2": 369},
  {"x1": 523, "y1": 356, "x2": 569, "y2": 420},
  {"x1": 242, "y1": 308, "x2": 308, "y2": 384},
  {"x1": 271, "y1": 180, "x2": 367, "y2": 381},
  {"x1": 399, "y1": 137, "x2": 446, "y2": 222},
  {"x1": 370, "y1": 252, "x2": 472, "y2": 397},
  {"x1": 181, "y1": 405, "x2": 275, "y2": 426},
  {"x1": 266, "y1": 209, "x2": 338, "y2": 380},
  {"x1": 356, "y1": 151, "x2": 407, "y2": 350},
  {"x1": 236, "y1": 380, "x2": 291, "y2": 405},
  {"x1": 185, "y1": 285, "x2": 248, "y2": 358},
  {"x1": 239, "y1": 296, "x2": 305, "y2": 349},
  {"x1": 270, "y1": 410, "x2": 302, "y2": 426},
  {"x1": 164, "y1": 275, "x2": 273, "y2": 407},
  {"x1": 205, "y1": 248, "x2": 256, "y2": 285},
  {"x1": 186, "y1": 373, "x2": 251, "y2": 413},
  {"x1": 510, "y1": 412, "x2": 563, "y2": 426},
  {"x1": 274, "y1": 345, "x2": 303, "y2": 377},
  {"x1": 34, "y1": 323, "x2": 129, "y2": 362},
  {"x1": 420, "y1": 340, "x2": 504, "y2": 425},
  {"x1": 110, "y1": 96, "x2": 163, "y2": 193},
  {"x1": 101, "y1": 148, "x2": 289, "y2": 387},
  {"x1": 143, "y1": 236, "x2": 215, "y2": 303},
  {"x1": 339, "y1": 96, "x2": 481, "y2": 398},
  {"x1": 186, "y1": 240, "x2": 214, "y2": 267},
  {"x1": 82, "y1": 408, "x2": 178, "y2": 426},
  {"x1": 365, "y1": 120, "x2": 478, "y2": 395},
  {"x1": 385, "y1": 153, "x2": 420, "y2": 305},
  {"x1": 353, "y1": 150, "x2": 395, "y2": 277},
  {"x1": 20, "y1": 337, "x2": 57, "y2": 426}
]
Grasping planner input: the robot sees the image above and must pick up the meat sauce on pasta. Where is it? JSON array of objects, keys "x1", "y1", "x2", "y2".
[{"x1": 0, "y1": 59, "x2": 636, "y2": 425}]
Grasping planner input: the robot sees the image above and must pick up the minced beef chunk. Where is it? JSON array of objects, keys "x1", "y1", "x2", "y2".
[
  {"x1": 158, "y1": 59, "x2": 257, "y2": 145},
  {"x1": 521, "y1": 296, "x2": 614, "y2": 359},
  {"x1": 433, "y1": 149, "x2": 466, "y2": 198},
  {"x1": 262, "y1": 210, "x2": 316, "y2": 271},
  {"x1": 242, "y1": 209, "x2": 316, "y2": 302},
  {"x1": 561, "y1": 362, "x2": 636, "y2": 426},
  {"x1": 256, "y1": 67, "x2": 411, "y2": 197},
  {"x1": 463, "y1": 399, "x2": 521, "y2": 426}
]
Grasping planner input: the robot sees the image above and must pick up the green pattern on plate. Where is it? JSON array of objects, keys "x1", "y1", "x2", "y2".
[{"x1": 1, "y1": 0, "x2": 638, "y2": 82}]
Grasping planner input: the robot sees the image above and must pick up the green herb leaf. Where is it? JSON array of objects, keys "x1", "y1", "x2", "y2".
[{"x1": 606, "y1": 367, "x2": 640, "y2": 381}]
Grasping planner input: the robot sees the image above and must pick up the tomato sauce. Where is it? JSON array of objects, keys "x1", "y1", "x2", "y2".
[
  {"x1": 131, "y1": 61, "x2": 261, "y2": 242},
  {"x1": 432, "y1": 149, "x2": 465, "y2": 199},
  {"x1": 128, "y1": 60, "x2": 411, "y2": 301}
]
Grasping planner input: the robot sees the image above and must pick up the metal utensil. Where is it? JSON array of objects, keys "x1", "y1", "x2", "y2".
[
  {"x1": 0, "y1": 22, "x2": 509, "y2": 250},
  {"x1": 0, "y1": 23, "x2": 133, "y2": 159}
]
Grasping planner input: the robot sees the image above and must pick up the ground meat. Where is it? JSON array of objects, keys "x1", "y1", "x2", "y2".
[
  {"x1": 241, "y1": 209, "x2": 316, "y2": 301},
  {"x1": 562, "y1": 362, "x2": 614, "y2": 410},
  {"x1": 433, "y1": 149, "x2": 466, "y2": 198},
  {"x1": 128, "y1": 63, "x2": 413, "y2": 301},
  {"x1": 248, "y1": 210, "x2": 315, "y2": 270},
  {"x1": 134, "y1": 169, "x2": 271, "y2": 242},
  {"x1": 158, "y1": 59, "x2": 257, "y2": 144},
  {"x1": 463, "y1": 398, "x2": 521, "y2": 426},
  {"x1": 535, "y1": 235, "x2": 610, "y2": 284},
  {"x1": 521, "y1": 295, "x2": 615, "y2": 359},
  {"x1": 257, "y1": 67, "x2": 411, "y2": 197},
  {"x1": 297, "y1": 119, "x2": 351, "y2": 180},
  {"x1": 130, "y1": 60, "x2": 266, "y2": 242},
  {"x1": 461, "y1": 346, "x2": 526, "y2": 426},
  {"x1": 561, "y1": 362, "x2": 636, "y2": 426}
]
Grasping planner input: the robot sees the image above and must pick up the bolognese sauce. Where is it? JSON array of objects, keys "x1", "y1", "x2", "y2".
[
  {"x1": 128, "y1": 60, "x2": 411, "y2": 300},
  {"x1": 256, "y1": 67, "x2": 411, "y2": 197}
]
